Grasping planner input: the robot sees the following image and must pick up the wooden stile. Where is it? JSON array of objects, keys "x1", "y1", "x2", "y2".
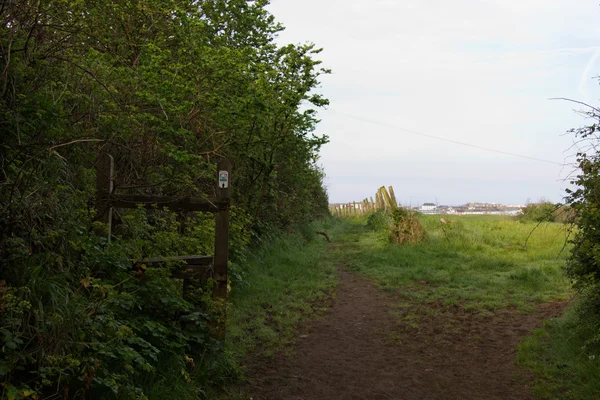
[{"x1": 96, "y1": 154, "x2": 231, "y2": 301}]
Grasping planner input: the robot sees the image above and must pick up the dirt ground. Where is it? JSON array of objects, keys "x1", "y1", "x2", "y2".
[{"x1": 241, "y1": 265, "x2": 565, "y2": 400}]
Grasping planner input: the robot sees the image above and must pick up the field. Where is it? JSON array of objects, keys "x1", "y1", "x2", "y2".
[
  {"x1": 218, "y1": 214, "x2": 598, "y2": 399},
  {"x1": 340, "y1": 214, "x2": 571, "y2": 311}
]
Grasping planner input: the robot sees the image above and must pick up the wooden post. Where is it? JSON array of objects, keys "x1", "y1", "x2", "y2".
[
  {"x1": 389, "y1": 186, "x2": 398, "y2": 208},
  {"x1": 213, "y1": 159, "x2": 231, "y2": 300},
  {"x1": 96, "y1": 153, "x2": 114, "y2": 243}
]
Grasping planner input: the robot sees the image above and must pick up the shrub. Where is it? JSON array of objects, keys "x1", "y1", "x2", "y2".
[
  {"x1": 518, "y1": 201, "x2": 574, "y2": 224},
  {"x1": 519, "y1": 202, "x2": 556, "y2": 222},
  {"x1": 366, "y1": 209, "x2": 392, "y2": 233},
  {"x1": 564, "y1": 98, "x2": 600, "y2": 352},
  {"x1": 388, "y1": 208, "x2": 427, "y2": 245}
]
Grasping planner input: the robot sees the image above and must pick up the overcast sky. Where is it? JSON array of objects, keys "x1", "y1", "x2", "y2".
[{"x1": 267, "y1": 0, "x2": 600, "y2": 206}]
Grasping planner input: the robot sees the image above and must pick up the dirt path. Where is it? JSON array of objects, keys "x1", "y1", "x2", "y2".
[{"x1": 241, "y1": 262, "x2": 565, "y2": 400}]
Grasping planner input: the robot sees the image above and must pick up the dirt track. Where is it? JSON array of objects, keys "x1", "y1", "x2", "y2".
[{"x1": 242, "y1": 264, "x2": 564, "y2": 400}]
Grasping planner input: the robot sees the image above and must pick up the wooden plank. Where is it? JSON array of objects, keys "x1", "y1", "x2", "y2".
[
  {"x1": 105, "y1": 194, "x2": 222, "y2": 212},
  {"x1": 138, "y1": 255, "x2": 213, "y2": 266},
  {"x1": 133, "y1": 257, "x2": 213, "y2": 280},
  {"x1": 172, "y1": 265, "x2": 213, "y2": 280},
  {"x1": 213, "y1": 158, "x2": 231, "y2": 299}
]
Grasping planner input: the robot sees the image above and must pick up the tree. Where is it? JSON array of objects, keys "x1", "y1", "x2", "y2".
[{"x1": 0, "y1": 0, "x2": 330, "y2": 397}]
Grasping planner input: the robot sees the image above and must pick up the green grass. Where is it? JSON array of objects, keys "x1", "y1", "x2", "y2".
[
  {"x1": 518, "y1": 306, "x2": 600, "y2": 400},
  {"x1": 214, "y1": 215, "x2": 584, "y2": 399},
  {"x1": 205, "y1": 218, "x2": 342, "y2": 399},
  {"x1": 337, "y1": 214, "x2": 600, "y2": 398},
  {"x1": 335, "y1": 215, "x2": 571, "y2": 312},
  {"x1": 226, "y1": 218, "x2": 342, "y2": 358}
]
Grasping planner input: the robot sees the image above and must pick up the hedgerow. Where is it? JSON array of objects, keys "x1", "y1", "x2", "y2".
[
  {"x1": 565, "y1": 99, "x2": 600, "y2": 353},
  {"x1": 0, "y1": 1, "x2": 330, "y2": 398}
]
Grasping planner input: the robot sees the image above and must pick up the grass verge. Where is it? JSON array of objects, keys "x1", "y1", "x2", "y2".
[
  {"x1": 227, "y1": 219, "x2": 339, "y2": 357},
  {"x1": 211, "y1": 218, "x2": 342, "y2": 398},
  {"x1": 517, "y1": 305, "x2": 600, "y2": 399}
]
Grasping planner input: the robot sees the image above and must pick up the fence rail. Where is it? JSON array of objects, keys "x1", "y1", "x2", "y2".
[
  {"x1": 329, "y1": 186, "x2": 398, "y2": 218},
  {"x1": 95, "y1": 154, "x2": 231, "y2": 300}
]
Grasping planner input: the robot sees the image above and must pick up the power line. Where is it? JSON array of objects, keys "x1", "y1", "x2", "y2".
[{"x1": 331, "y1": 111, "x2": 566, "y2": 166}]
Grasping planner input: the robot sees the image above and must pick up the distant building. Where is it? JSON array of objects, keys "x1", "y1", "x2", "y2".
[
  {"x1": 420, "y1": 203, "x2": 437, "y2": 214},
  {"x1": 438, "y1": 206, "x2": 456, "y2": 214}
]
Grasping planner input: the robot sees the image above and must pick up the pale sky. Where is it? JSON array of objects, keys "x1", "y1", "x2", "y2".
[{"x1": 267, "y1": 0, "x2": 600, "y2": 206}]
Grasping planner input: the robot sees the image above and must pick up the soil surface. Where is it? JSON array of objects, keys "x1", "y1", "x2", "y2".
[{"x1": 242, "y1": 265, "x2": 565, "y2": 400}]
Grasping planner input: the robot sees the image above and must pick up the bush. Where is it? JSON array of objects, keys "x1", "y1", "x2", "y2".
[
  {"x1": 564, "y1": 97, "x2": 600, "y2": 352},
  {"x1": 518, "y1": 202, "x2": 555, "y2": 222},
  {"x1": 566, "y1": 152, "x2": 600, "y2": 323},
  {"x1": 366, "y1": 210, "x2": 392, "y2": 233},
  {"x1": 388, "y1": 208, "x2": 427, "y2": 245},
  {"x1": 366, "y1": 208, "x2": 426, "y2": 245}
]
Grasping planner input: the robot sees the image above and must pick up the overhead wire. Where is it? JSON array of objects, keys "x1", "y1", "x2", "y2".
[{"x1": 330, "y1": 110, "x2": 567, "y2": 166}]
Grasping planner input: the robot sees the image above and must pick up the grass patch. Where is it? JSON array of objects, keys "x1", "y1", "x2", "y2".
[
  {"x1": 208, "y1": 218, "x2": 342, "y2": 399},
  {"x1": 226, "y1": 218, "x2": 342, "y2": 359},
  {"x1": 518, "y1": 305, "x2": 600, "y2": 399},
  {"x1": 334, "y1": 215, "x2": 571, "y2": 312}
]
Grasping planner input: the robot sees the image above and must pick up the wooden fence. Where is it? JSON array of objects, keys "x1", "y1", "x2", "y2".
[
  {"x1": 329, "y1": 186, "x2": 398, "y2": 218},
  {"x1": 95, "y1": 154, "x2": 231, "y2": 300}
]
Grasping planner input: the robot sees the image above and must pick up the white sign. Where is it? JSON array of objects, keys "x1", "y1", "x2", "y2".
[{"x1": 218, "y1": 170, "x2": 229, "y2": 189}]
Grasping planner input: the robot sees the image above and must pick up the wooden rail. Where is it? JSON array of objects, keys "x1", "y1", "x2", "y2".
[
  {"x1": 329, "y1": 186, "x2": 398, "y2": 218},
  {"x1": 137, "y1": 255, "x2": 214, "y2": 280},
  {"x1": 95, "y1": 154, "x2": 231, "y2": 300}
]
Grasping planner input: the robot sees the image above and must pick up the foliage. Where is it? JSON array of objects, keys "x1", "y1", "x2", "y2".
[
  {"x1": 366, "y1": 209, "x2": 392, "y2": 233},
  {"x1": 360, "y1": 186, "x2": 425, "y2": 245},
  {"x1": 518, "y1": 201, "x2": 573, "y2": 223},
  {"x1": 0, "y1": 0, "x2": 330, "y2": 398},
  {"x1": 563, "y1": 100, "x2": 600, "y2": 354},
  {"x1": 388, "y1": 207, "x2": 426, "y2": 245},
  {"x1": 365, "y1": 207, "x2": 426, "y2": 245}
]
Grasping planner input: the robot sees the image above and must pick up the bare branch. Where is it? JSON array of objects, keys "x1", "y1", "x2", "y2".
[
  {"x1": 47, "y1": 139, "x2": 103, "y2": 151},
  {"x1": 549, "y1": 97, "x2": 600, "y2": 113}
]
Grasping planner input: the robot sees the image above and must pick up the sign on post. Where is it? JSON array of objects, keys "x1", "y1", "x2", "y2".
[{"x1": 218, "y1": 170, "x2": 229, "y2": 189}]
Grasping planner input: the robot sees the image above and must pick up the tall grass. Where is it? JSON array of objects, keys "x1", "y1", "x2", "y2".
[{"x1": 337, "y1": 215, "x2": 571, "y2": 311}]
